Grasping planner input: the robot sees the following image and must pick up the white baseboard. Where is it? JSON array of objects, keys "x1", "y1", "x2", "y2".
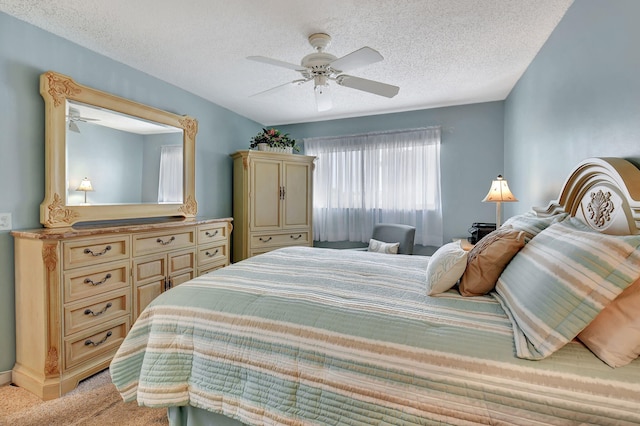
[{"x1": 0, "y1": 370, "x2": 12, "y2": 386}]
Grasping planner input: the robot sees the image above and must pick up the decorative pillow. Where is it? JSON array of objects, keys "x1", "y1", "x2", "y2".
[
  {"x1": 426, "y1": 241, "x2": 468, "y2": 296},
  {"x1": 367, "y1": 238, "x2": 399, "y2": 254},
  {"x1": 502, "y1": 210, "x2": 568, "y2": 240},
  {"x1": 578, "y1": 278, "x2": 640, "y2": 367},
  {"x1": 458, "y1": 227, "x2": 526, "y2": 296},
  {"x1": 494, "y1": 220, "x2": 640, "y2": 360}
]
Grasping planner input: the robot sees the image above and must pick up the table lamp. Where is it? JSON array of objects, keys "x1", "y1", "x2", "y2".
[
  {"x1": 76, "y1": 177, "x2": 94, "y2": 204},
  {"x1": 482, "y1": 175, "x2": 517, "y2": 227}
]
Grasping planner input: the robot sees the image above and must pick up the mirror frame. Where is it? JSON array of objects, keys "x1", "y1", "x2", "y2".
[{"x1": 39, "y1": 71, "x2": 198, "y2": 228}]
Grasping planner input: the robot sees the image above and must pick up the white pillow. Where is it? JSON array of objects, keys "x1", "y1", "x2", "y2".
[
  {"x1": 426, "y1": 241, "x2": 468, "y2": 295},
  {"x1": 367, "y1": 238, "x2": 400, "y2": 254}
]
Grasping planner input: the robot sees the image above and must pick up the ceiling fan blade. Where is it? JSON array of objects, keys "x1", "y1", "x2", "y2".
[
  {"x1": 329, "y1": 47, "x2": 383, "y2": 72},
  {"x1": 249, "y1": 79, "x2": 310, "y2": 98},
  {"x1": 67, "y1": 107, "x2": 99, "y2": 122},
  {"x1": 247, "y1": 56, "x2": 307, "y2": 72},
  {"x1": 68, "y1": 121, "x2": 80, "y2": 133},
  {"x1": 314, "y1": 84, "x2": 332, "y2": 112},
  {"x1": 336, "y1": 75, "x2": 399, "y2": 98}
]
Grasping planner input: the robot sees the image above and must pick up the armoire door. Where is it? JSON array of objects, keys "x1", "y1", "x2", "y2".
[
  {"x1": 282, "y1": 161, "x2": 312, "y2": 229},
  {"x1": 250, "y1": 158, "x2": 282, "y2": 230}
]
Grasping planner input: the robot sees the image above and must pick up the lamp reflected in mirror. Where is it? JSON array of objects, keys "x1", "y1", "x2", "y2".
[
  {"x1": 482, "y1": 175, "x2": 518, "y2": 227},
  {"x1": 76, "y1": 177, "x2": 94, "y2": 204}
]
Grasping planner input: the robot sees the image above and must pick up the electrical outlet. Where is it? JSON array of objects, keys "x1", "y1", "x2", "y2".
[{"x1": 0, "y1": 213, "x2": 12, "y2": 231}]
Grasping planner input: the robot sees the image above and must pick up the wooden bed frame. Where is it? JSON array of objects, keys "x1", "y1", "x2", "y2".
[{"x1": 535, "y1": 157, "x2": 640, "y2": 235}]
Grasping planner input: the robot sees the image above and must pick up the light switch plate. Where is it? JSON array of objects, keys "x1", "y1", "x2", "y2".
[{"x1": 0, "y1": 213, "x2": 12, "y2": 230}]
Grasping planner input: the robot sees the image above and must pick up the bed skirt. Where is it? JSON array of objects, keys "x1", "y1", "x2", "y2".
[{"x1": 168, "y1": 406, "x2": 246, "y2": 426}]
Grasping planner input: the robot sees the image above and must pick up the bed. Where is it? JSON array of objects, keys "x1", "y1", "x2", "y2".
[{"x1": 110, "y1": 157, "x2": 640, "y2": 425}]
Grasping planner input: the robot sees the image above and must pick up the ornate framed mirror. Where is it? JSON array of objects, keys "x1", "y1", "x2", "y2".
[{"x1": 40, "y1": 71, "x2": 198, "y2": 228}]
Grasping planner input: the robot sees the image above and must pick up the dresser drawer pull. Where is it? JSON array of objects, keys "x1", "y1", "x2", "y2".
[
  {"x1": 290, "y1": 234, "x2": 303, "y2": 240},
  {"x1": 84, "y1": 302, "x2": 112, "y2": 317},
  {"x1": 156, "y1": 236, "x2": 176, "y2": 245},
  {"x1": 259, "y1": 237, "x2": 272, "y2": 243},
  {"x1": 84, "y1": 330, "x2": 112, "y2": 347},
  {"x1": 205, "y1": 249, "x2": 220, "y2": 258},
  {"x1": 205, "y1": 230, "x2": 219, "y2": 238},
  {"x1": 84, "y1": 273, "x2": 112, "y2": 286},
  {"x1": 83, "y1": 245, "x2": 112, "y2": 256}
]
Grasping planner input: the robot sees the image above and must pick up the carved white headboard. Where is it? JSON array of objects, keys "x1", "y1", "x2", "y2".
[{"x1": 534, "y1": 157, "x2": 640, "y2": 235}]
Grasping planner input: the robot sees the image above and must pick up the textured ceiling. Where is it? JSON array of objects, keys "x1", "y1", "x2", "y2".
[{"x1": 0, "y1": 0, "x2": 574, "y2": 125}]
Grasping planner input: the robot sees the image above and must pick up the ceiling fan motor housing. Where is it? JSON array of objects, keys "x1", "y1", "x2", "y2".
[
  {"x1": 301, "y1": 52, "x2": 338, "y2": 75},
  {"x1": 303, "y1": 33, "x2": 342, "y2": 78}
]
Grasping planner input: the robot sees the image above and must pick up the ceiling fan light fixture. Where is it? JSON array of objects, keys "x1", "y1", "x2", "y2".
[
  {"x1": 314, "y1": 75, "x2": 328, "y2": 87},
  {"x1": 314, "y1": 83, "x2": 331, "y2": 112}
]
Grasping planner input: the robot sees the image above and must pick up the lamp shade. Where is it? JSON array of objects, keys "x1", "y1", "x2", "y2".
[
  {"x1": 482, "y1": 175, "x2": 517, "y2": 203},
  {"x1": 76, "y1": 177, "x2": 94, "y2": 192}
]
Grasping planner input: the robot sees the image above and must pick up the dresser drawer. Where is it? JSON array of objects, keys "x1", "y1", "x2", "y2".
[
  {"x1": 250, "y1": 231, "x2": 310, "y2": 248},
  {"x1": 249, "y1": 247, "x2": 277, "y2": 258},
  {"x1": 197, "y1": 222, "x2": 229, "y2": 245},
  {"x1": 197, "y1": 263, "x2": 227, "y2": 276},
  {"x1": 64, "y1": 317, "x2": 129, "y2": 370},
  {"x1": 197, "y1": 241, "x2": 228, "y2": 267},
  {"x1": 64, "y1": 290, "x2": 130, "y2": 336},
  {"x1": 64, "y1": 260, "x2": 130, "y2": 303},
  {"x1": 63, "y1": 235, "x2": 130, "y2": 270},
  {"x1": 133, "y1": 228, "x2": 196, "y2": 256}
]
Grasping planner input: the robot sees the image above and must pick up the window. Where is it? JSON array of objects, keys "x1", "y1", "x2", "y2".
[
  {"x1": 304, "y1": 127, "x2": 442, "y2": 246},
  {"x1": 157, "y1": 145, "x2": 183, "y2": 203}
]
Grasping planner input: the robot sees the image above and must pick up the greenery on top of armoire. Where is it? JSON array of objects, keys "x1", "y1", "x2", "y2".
[{"x1": 249, "y1": 128, "x2": 300, "y2": 152}]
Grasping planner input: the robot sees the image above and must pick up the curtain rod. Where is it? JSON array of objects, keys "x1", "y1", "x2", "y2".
[{"x1": 303, "y1": 125, "x2": 441, "y2": 142}]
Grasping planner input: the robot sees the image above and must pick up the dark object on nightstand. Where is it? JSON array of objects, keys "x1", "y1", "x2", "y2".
[{"x1": 468, "y1": 222, "x2": 496, "y2": 244}]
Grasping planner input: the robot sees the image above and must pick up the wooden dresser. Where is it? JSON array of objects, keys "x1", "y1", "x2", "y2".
[
  {"x1": 11, "y1": 217, "x2": 232, "y2": 400},
  {"x1": 231, "y1": 150, "x2": 314, "y2": 262}
]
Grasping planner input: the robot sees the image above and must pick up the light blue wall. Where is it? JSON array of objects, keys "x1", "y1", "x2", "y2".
[
  {"x1": 280, "y1": 102, "x2": 506, "y2": 246},
  {"x1": 504, "y1": 0, "x2": 640, "y2": 216},
  {"x1": 0, "y1": 12, "x2": 261, "y2": 372}
]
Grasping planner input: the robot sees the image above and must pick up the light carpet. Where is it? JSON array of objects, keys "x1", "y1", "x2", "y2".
[{"x1": 0, "y1": 369, "x2": 168, "y2": 425}]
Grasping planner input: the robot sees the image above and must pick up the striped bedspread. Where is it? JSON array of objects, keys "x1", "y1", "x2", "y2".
[{"x1": 110, "y1": 247, "x2": 640, "y2": 425}]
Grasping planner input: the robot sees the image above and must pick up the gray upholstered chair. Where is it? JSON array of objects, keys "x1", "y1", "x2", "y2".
[{"x1": 369, "y1": 223, "x2": 416, "y2": 255}]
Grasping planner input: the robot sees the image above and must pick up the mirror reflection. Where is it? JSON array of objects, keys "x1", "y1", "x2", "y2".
[{"x1": 65, "y1": 100, "x2": 184, "y2": 206}]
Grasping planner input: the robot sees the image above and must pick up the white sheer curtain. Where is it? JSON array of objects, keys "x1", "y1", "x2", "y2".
[
  {"x1": 304, "y1": 127, "x2": 442, "y2": 246},
  {"x1": 157, "y1": 145, "x2": 183, "y2": 203}
]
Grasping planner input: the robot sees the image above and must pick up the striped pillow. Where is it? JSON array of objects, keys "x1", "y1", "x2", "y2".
[
  {"x1": 501, "y1": 211, "x2": 568, "y2": 241},
  {"x1": 494, "y1": 220, "x2": 640, "y2": 360}
]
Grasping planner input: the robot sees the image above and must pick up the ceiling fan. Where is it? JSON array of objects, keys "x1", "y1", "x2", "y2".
[
  {"x1": 248, "y1": 33, "x2": 399, "y2": 112},
  {"x1": 66, "y1": 107, "x2": 98, "y2": 133}
]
